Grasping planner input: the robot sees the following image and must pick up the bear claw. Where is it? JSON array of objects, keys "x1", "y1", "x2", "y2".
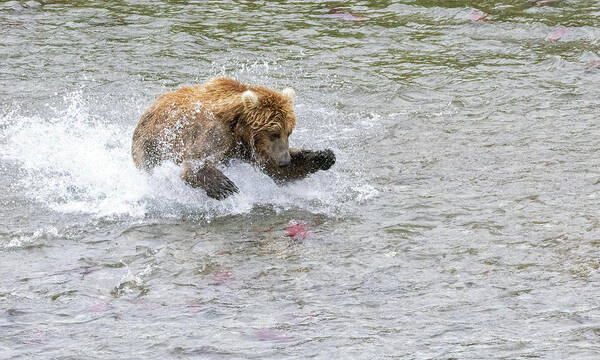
[
  {"x1": 313, "y1": 149, "x2": 336, "y2": 170},
  {"x1": 181, "y1": 161, "x2": 239, "y2": 200},
  {"x1": 205, "y1": 177, "x2": 239, "y2": 200}
]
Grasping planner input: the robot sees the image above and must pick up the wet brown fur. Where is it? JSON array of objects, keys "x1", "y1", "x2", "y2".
[
  {"x1": 132, "y1": 77, "x2": 295, "y2": 169},
  {"x1": 131, "y1": 77, "x2": 335, "y2": 199}
]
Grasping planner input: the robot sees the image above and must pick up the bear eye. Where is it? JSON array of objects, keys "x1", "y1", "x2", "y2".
[{"x1": 269, "y1": 132, "x2": 280, "y2": 141}]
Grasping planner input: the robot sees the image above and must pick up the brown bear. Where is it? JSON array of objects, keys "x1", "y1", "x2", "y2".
[{"x1": 131, "y1": 77, "x2": 335, "y2": 199}]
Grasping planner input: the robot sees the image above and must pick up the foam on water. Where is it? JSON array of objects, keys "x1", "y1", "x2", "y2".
[
  {"x1": 0, "y1": 91, "x2": 370, "y2": 220},
  {"x1": 0, "y1": 226, "x2": 59, "y2": 249}
]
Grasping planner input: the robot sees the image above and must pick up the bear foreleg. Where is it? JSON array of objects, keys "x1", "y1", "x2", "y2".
[
  {"x1": 180, "y1": 160, "x2": 239, "y2": 200},
  {"x1": 264, "y1": 148, "x2": 336, "y2": 183}
]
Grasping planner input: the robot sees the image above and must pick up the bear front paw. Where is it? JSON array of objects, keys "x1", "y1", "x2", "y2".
[
  {"x1": 181, "y1": 161, "x2": 239, "y2": 200},
  {"x1": 313, "y1": 149, "x2": 336, "y2": 170},
  {"x1": 204, "y1": 175, "x2": 239, "y2": 200}
]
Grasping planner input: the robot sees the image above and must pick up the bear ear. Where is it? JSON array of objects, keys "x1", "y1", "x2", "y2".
[
  {"x1": 241, "y1": 90, "x2": 259, "y2": 110},
  {"x1": 281, "y1": 88, "x2": 295, "y2": 104}
]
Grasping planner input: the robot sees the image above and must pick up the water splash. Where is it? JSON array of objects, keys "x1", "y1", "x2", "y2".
[
  {"x1": 0, "y1": 91, "x2": 369, "y2": 220},
  {"x1": 1, "y1": 92, "x2": 150, "y2": 217}
]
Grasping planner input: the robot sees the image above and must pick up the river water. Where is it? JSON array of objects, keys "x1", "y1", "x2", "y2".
[{"x1": 1, "y1": 1, "x2": 600, "y2": 358}]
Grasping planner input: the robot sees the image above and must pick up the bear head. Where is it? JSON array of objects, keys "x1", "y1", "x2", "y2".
[{"x1": 235, "y1": 86, "x2": 296, "y2": 168}]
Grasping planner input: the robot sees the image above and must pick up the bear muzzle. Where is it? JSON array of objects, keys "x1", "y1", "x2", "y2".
[
  {"x1": 269, "y1": 136, "x2": 291, "y2": 168},
  {"x1": 278, "y1": 151, "x2": 291, "y2": 167}
]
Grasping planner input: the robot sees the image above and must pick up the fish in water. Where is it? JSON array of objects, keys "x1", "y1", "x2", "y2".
[
  {"x1": 549, "y1": 26, "x2": 566, "y2": 42},
  {"x1": 327, "y1": 9, "x2": 369, "y2": 21},
  {"x1": 255, "y1": 328, "x2": 295, "y2": 342},
  {"x1": 586, "y1": 60, "x2": 600, "y2": 70},
  {"x1": 530, "y1": 0, "x2": 554, "y2": 6},
  {"x1": 469, "y1": 10, "x2": 488, "y2": 22},
  {"x1": 212, "y1": 269, "x2": 231, "y2": 285},
  {"x1": 88, "y1": 301, "x2": 110, "y2": 313},
  {"x1": 284, "y1": 222, "x2": 312, "y2": 240}
]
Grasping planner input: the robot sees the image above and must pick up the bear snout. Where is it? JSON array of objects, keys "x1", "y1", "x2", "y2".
[{"x1": 278, "y1": 152, "x2": 291, "y2": 167}]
